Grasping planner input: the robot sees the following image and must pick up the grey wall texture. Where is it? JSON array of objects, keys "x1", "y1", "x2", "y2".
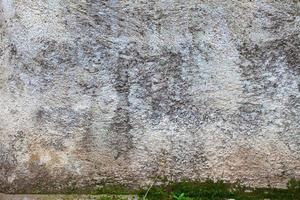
[{"x1": 0, "y1": 0, "x2": 300, "y2": 193}]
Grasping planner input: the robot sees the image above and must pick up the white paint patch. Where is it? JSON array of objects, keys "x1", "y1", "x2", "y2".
[
  {"x1": 39, "y1": 152, "x2": 52, "y2": 165},
  {"x1": 7, "y1": 174, "x2": 16, "y2": 183},
  {"x1": 1, "y1": 0, "x2": 15, "y2": 19}
]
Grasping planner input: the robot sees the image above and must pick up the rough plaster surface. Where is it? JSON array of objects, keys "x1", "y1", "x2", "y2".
[{"x1": 0, "y1": 0, "x2": 300, "y2": 193}]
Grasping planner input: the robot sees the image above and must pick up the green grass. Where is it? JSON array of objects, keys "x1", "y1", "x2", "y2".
[
  {"x1": 38, "y1": 178, "x2": 299, "y2": 200},
  {"x1": 137, "y1": 179, "x2": 300, "y2": 200}
]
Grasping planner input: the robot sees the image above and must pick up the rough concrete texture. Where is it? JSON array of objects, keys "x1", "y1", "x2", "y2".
[{"x1": 0, "y1": 0, "x2": 300, "y2": 193}]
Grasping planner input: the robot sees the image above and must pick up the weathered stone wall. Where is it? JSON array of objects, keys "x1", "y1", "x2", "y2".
[{"x1": 0, "y1": 0, "x2": 299, "y2": 193}]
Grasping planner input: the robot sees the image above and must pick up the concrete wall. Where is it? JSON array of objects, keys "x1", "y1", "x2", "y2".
[{"x1": 0, "y1": 0, "x2": 299, "y2": 193}]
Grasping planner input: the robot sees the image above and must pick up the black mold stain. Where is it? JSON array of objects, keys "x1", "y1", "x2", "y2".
[
  {"x1": 239, "y1": 34, "x2": 300, "y2": 75},
  {"x1": 236, "y1": 34, "x2": 300, "y2": 136},
  {"x1": 0, "y1": 130, "x2": 25, "y2": 193},
  {"x1": 149, "y1": 50, "x2": 191, "y2": 124},
  {"x1": 8, "y1": 43, "x2": 17, "y2": 62},
  {"x1": 0, "y1": 143, "x2": 17, "y2": 192},
  {"x1": 33, "y1": 40, "x2": 76, "y2": 71},
  {"x1": 35, "y1": 107, "x2": 93, "y2": 151},
  {"x1": 108, "y1": 43, "x2": 137, "y2": 160},
  {"x1": 109, "y1": 106, "x2": 133, "y2": 160}
]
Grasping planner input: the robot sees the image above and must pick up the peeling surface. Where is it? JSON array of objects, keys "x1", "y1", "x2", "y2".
[{"x1": 0, "y1": 0, "x2": 299, "y2": 193}]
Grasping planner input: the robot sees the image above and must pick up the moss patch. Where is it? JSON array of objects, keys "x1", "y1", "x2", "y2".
[{"x1": 91, "y1": 184, "x2": 135, "y2": 195}]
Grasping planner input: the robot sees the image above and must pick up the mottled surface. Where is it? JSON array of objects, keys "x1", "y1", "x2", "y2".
[{"x1": 0, "y1": 0, "x2": 299, "y2": 193}]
